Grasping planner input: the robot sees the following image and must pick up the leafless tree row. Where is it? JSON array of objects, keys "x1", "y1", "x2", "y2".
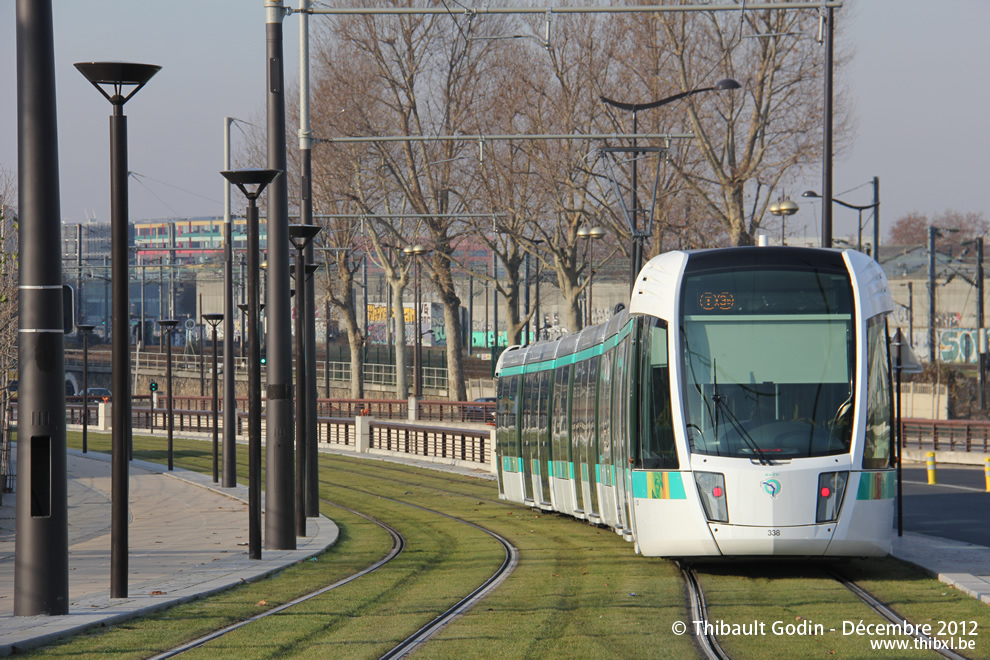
[{"x1": 269, "y1": 2, "x2": 849, "y2": 400}]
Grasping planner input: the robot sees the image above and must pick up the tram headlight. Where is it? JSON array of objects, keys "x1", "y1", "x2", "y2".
[
  {"x1": 695, "y1": 472, "x2": 728, "y2": 523},
  {"x1": 816, "y1": 471, "x2": 849, "y2": 523}
]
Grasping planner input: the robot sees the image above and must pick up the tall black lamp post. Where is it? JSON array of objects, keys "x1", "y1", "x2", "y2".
[
  {"x1": 78, "y1": 325, "x2": 96, "y2": 453},
  {"x1": 75, "y1": 59, "x2": 159, "y2": 600},
  {"x1": 600, "y1": 79, "x2": 739, "y2": 292},
  {"x1": 158, "y1": 319, "x2": 179, "y2": 471},
  {"x1": 403, "y1": 244, "x2": 430, "y2": 398},
  {"x1": 288, "y1": 224, "x2": 321, "y2": 535},
  {"x1": 222, "y1": 168, "x2": 281, "y2": 560},
  {"x1": 15, "y1": 0, "x2": 69, "y2": 616},
  {"x1": 203, "y1": 313, "x2": 224, "y2": 484},
  {"x1": 304, "y1": 263, "x2": 322, "y2": 517}
]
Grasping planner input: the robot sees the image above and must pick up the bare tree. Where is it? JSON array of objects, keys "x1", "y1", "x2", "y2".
[
  {"x1": 602, "y1": 8, "x2": 849, "y2": 248},
  {"x1": 0, "y1": 167, "x2": 17, "y2": 493},
  {"x1": 889, "y1": 211, "x2": 988, "y2": 253},
  {"x1": 309, "y1": 8, "x2": 516, "y2": 401}
]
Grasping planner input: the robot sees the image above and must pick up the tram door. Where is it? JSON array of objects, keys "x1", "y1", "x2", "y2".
[
  {"x1": 586, "y1": 356, "x2": 601, "y2": 519},
  {"x1": 536, "y1": 369, "x2": 552, "y2": 506},
  {"x1": 572, "y1": 359, "x2": 588, "y2": 515},
  {"x1": 521, "y1": 372, "x2": 536, "y2": 503},
  {"x1": 613, "y1": 335, "x2": 633, "y2": 533}
]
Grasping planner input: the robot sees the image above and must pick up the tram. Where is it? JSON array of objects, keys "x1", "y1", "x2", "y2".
[{"x1": 494, "y1": 246, "x2": 895, "y2": 557}]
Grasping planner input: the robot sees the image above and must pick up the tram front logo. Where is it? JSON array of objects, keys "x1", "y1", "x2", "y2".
[{"x1": 761, "y1": 479, "x2": 781, "y2": 498}]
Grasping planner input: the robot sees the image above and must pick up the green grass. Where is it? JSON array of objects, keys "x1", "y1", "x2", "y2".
[{"x1": 24, "y1": 432, "x2": 990, "y2": 658}]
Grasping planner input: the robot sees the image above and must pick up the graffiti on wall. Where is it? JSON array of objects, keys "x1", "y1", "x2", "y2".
[{"x1": 939, "y1": 328, "x2": 982, "y2": 364}]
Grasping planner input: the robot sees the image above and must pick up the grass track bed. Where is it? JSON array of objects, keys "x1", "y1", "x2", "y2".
[{"x1": 31, "y1": 432, "x2": 990, "y2": 659}]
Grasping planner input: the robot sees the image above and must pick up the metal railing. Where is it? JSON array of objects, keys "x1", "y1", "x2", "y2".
[
  {"x1": 899, "y1": 418, "x2": 990, "y2": 453},
  {"x1": 11, "y1": 397, "x2": 494, "y2": 466},
  {"x1": 65, "y1": 349, "x2": 453, "y2": 393}
]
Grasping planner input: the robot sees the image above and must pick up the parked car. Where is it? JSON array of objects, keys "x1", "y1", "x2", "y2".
[
  {"x1": 84, "y1": 387, "x2": 112, "y2": 402},
  {"x1": 465, "y1": 396, "x2": 496, "y2": 424}
]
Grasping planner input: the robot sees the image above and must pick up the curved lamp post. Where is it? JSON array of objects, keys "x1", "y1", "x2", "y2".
[
  {"x1": 803, "y1": 178, "x2": 880, "y2": 257},
  {"x1": 768, "y1": 199, "x2": 799, "y2": 246},
  {"x1": 600, "y1": 79, "x2": 740, "y2": 292},
  {"x1": 203, "y1": 313, "x2": 224, "y2": 483},
  {"x1": 577, "y1": 226, "x2": 605, "y2": 327},
  {"x1": 75, "y1": 59, "x2": 160, "y2": 600},
  {"x1": 222, "y1": 168, "x2": 280, "y2": 560},
  {"x1": 403, "y1": 245, "x2": 430, "y2": 398},
  {"x1": 288, "y1": 224, "x2": 322, "y2": 535}
]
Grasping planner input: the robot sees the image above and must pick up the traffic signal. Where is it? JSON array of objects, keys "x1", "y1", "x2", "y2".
[
  {"x1": 150, "y1": 381, "x2": 158, "y2": 392},
  {"x1": 260, "y1": 349, "x2": 267, "y2": 366}
]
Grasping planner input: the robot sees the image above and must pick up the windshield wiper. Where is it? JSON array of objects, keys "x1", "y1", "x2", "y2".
[{"x1": 712, "y1": 361, "x2": 770, "y2": 465}]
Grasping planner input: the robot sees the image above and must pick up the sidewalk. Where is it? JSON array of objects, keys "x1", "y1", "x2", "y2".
[{"x1": 0, "y1": 448, "x2": 338, "y2": 656}]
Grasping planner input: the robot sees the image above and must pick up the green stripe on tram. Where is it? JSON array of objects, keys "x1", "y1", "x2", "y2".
[{"x1": 497, "y1": 319, "x2": 636, "y2": 378}]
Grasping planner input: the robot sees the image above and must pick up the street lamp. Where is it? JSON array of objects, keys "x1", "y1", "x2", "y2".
[
  {"x1": 78, "y1": 325, "x2": 96, "y2": 453},
  {"x1": 304, "y1": 263, "x2": 322, "y2": 517},
  {"x1": 577, "y1": 226, "x2": 605, "y2": 327},
  {"x1": 768, "y1": 199, "x2": 799, "y2": 246},
  {"x1": 403, "y1": 244, "x2": 430, "y2": 398},
  {"x1": 803, "y1": 177, "x2": 880, "y2": 257},
  {"x1": 76, "y1": 59, "x2": 160, "y2": 600},
  {"x1": 288, "y1": 224, "x2": 322, "y2": 534},
  {"x1": 203, "y1": 313, "x2": 224, "y2": 484},
  {"x1": 222, "y1": 167, "x2": 281, "y2": 560},
  {"x1": 158, "y1": 319, "x2": 179, "y2": 472},
  {"x1": 600, "y1": 78, "x2": 740, "y2": 291}
]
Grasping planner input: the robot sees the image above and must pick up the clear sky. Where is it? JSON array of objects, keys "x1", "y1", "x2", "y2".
[{"x1": 2, "y1": 1, "x2": 988, "y2": 245}]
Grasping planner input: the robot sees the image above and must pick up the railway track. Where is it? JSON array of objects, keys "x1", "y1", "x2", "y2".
[
  {"x1": 148, "y1": 502, "x2": 405, "y2": 660},
  {"x1": 828, "y1": 569, "x2": 971, "y2": 660},
  {"x1": 150, "y1": 477, "x2": 517, "y2": 659},
  {"x1": 682, "y1": 561, "x2": 974, "y2": 660},
  {"x1": 679, "y1": 563, "x2": 732, "y2": 660}
]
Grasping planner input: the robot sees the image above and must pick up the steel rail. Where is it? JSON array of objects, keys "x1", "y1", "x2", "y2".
[
  {"x1": 376, "y1": 496, "x2": 519, "y2": 659},
  {"x1": 679, "y1": 563, "x2": 733, "y2": 660},
  {"x1": 830, "y1": 570, "x2": 971, "y2": 660},
  {"x1": 148, "y1": 502, "x2": 404, "y2": 659}
]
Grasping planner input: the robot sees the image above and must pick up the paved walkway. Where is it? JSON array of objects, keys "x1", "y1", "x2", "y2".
[{"x1": 0, "y1": 448, "x2": 338, "y2": 656}]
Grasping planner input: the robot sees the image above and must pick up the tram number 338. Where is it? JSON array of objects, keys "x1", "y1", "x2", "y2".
[{"x1": 767, "y1": 529, "x2": 781, "y2": 537}]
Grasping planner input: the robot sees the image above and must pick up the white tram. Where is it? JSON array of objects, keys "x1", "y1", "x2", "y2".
[{"x1": 494, "y1": 247, "x2": 895, "y2": 557}]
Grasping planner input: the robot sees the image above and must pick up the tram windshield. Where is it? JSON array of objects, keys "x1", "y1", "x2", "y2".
[{"x1": 680, "y1": 257, "x2": 855, "y2": 460}]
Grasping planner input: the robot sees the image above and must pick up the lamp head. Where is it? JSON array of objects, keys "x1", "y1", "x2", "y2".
[
  {"x1": 769, "y1": 199, "x2": 799, "y2": 217},
  {"x1": 75, "y1": 61, "x2": 160, "y2": 106},
  {"x1": 158, "y1": 319, "x2": 179, "y2": 329},
  {"x1": 221, "y1": 168, "x2": 282, "y2": 200},
  {"x1": 714, "y1": 78, "x2": 741, "y2": 91},
  {"x1": 203, "y1": 313, "x2": 224, "y2": 327},
  {"x1": 288, "y1": 224, "x2": 323, "y2": 250}
]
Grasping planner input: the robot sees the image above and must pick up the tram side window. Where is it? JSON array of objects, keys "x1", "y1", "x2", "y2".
[
  {"x1": 497, "y1": 375, "x2": 520, "y2": 461},
  {"x1": 863, "y1": 317, "x2": 893, "y2": 469},
  {"x1": 599, "y1": 349, "x2": 614, "y2": 465},
  {"x1": 552, "y1": 364, "x2": 572, "y2": 468},
  {"x1": 640, "y1": 318, "x2": 678, "y2": 469}
]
